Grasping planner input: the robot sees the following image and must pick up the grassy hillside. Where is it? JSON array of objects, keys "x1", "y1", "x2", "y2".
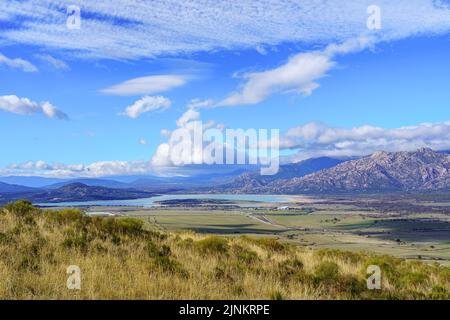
[{"x1": 0, "y1": 201, "x2": 449, "y2": 300}]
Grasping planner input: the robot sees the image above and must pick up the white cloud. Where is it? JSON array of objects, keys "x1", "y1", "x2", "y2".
[
  {"x1": 121, "y1": 96, "x2": 171, "y2": 119},
  {"x1": 35, "y1": 54, "x2": 70, "y2": 70},
  {"x1": 138, "y1": 138, "x2": 148, "y2": 145},
  {"x1": 1, "y1": 160, "x2": 155, "y2": 178},
  {"x1": 218, "y1": 36, "x2": 373, "y2": 106},
  {"x1": 0, "y1": 95, "x2": 68, "y2": 119},
  {"x1": 175, "y1": 108, "x2": 200, "y2": 127},
  {"x1": 4, "y1": 120, "x2": 450, "y2": 178},
  {"x1": 277, "y1": 121, "x2": 450, "y2": 162},
  {"x1": 151, "y1": 109, "x2": 200, "y2": 167},
  {"x1": 101, "y1": 75, "x2": 187, "y2": 96},
  {"x1": 1, "y1": 1, "x2": 450, "y2": 59},
  {"x1": 187, "y1": 99, "x2": 215, "y2": 110},
  {"x1": 152, "y1": 107, "x2": 211, "y2": 168},
  {"x1": 255, "y1": 45, "x2": 268, "y2": 55},
  {"x1": 0, "y1": 52, "x2": 38, "y2": 72},
  {"x1": 160, "y1": 129, "x2": 172, "y2": 138}
]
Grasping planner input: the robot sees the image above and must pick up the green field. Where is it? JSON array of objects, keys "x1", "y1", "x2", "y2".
[{"x1": 74, "y1": 196, "x2": 450, "y2": 266}]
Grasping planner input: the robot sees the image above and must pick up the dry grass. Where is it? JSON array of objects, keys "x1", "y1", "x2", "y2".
[{"x1": 0, "y1": 200, "x2": 449, "y2": 300}]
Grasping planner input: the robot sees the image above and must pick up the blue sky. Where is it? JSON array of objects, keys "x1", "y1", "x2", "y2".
[{"x1": 1, "y1": 0, "x2": 450, "y2": 177}]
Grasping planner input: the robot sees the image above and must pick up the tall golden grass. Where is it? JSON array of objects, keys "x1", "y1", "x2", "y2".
[{"x1": 0, "y1": 200, "x2": 448, "y2": 300}]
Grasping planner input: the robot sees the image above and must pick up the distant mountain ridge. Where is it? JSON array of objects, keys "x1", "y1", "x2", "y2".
[
  {"x1": 46, "y1": 178, "x2": 130, "y2": 189},
  {"x1": 0, "y1": 182, "x2": 37, "y2": 194},
  {"x1": 263, "y1": 148, "x2": 450, "y2": 194},
  {"x1": 0, "y1": 183, "x2": 154, "y2": 204},
  {"x1": 215, "y1": 157, "x2": 345, "y2": 193}
]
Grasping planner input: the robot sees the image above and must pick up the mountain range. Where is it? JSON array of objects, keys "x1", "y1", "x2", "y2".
[
  {"x1": 214, "y1": 156, "x2": 345, "y2": 193},
  {"x1": 221, "y1": 148, "x2": 450, "y2": 194},
  {"x1": 0, "y1": 183, "x2": 154, "y2": 204},
  {"x1": 0, "y1": 148, "x2": 449, "y2": 203}
]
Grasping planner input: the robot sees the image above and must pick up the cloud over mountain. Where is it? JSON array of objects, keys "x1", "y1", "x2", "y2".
[{"x1": 278, "y1": 121, "x2": 450, "y2": 161}]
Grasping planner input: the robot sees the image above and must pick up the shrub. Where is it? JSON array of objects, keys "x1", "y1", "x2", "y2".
[
  {"x1": 313, "y1": 261, "x2": 340, "y2": 284},
  {"x1": 177, "y1": 237, "x2": 194, "y2": 248},
  {"x1": 242, "y1": 236, "x2": 289, "y2": 253},
  {"x1": 269, "y1": 291, "x2": 284, "y2": 300},
  {"x1": 152, "y1": 256, "x2": 188, "y2": 277},
  {"x1": 114, "y1": 218, "x2": 144, "y2": 235},
  {"x1": 336, "y1": 275, "x2": 366, "y2": 297},
  {"x1": 4, "y1": 200, "x2": 36, "y2": 217},
  {"x1": 316, "y1": 249, "x2": 363, "y2": 264},
  {"x1": 230, "y1": 244, "x2": 259, "y2": 265},
  {"x1": 398, "y1": 272, "x2": 428, "y2": 287},
  {"x1": 363, "y1": 255, "x2": 401, "y2": 285},
  {"x1": 195, "y1": 236, "x2": 229, "y2": 255},
  {"x1": 277, "y1": 258, "x2": 304, "y2": 280},
  {"x1": 45, "y1": 209, "x2": 84, "y2": 224},
  {"x1": 438, "y1": 268, "x2": 450, "y2": 285},
  {"x1": 93, "y1": 217, "x2": 144, "y2": 236},
  {"x1": 62, "y1": 235, "x2": 89, "y2": 251},
  {"x1": 146, "y1": 242, "x2": 171, "y2": 258},
  {"x1": 427, "y1": 285, "x2": 449, "y2": 300},
  {"x1": 17, "y1": 236, "x2": 47, "y2": 272}
]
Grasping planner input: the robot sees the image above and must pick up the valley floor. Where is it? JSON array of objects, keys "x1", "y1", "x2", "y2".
[{"x1": 87, "y1": 194, "x2": 450, "y2": 266}]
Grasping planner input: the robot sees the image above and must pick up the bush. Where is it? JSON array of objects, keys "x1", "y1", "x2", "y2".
[
  {"x1": 363, "y1": 255, "x2": 401, "y2": 285},
  {"x1": 45, "y1": 209, "x2": 84, "y2": 224},
  {"x1": 94, "y1": 217, "x2": 144, "y2": 236},
  {"x1": 277, "y1": 258, "x2": 304, "y2": 280},
  {"x1": 62, "y1": 235, "x2": 89, "y2": 251},
  {"x1": 242, "y1": 236, "x2": 289, "y2": 253},
  {"x1": 152, "y1": 256, "x2": 188, "y2": 277},
  {"x1": 146, "y1": 241, "x2": 171, "y2": 258},
  {"x1": 336, "y1": 275, "x2": 366, "y2": 297},
  {"x1": 269, "y1": 291, "x2": 284, "y2": 300},
  {"x1": 17, "y1": 236, "x2": 47, "y2": 271},
  {"x1": 114, "y1": 218, "x2": 144, "y2": 235},
  {"x1": 313, "y1": 261, "x2": 340, "y2": 284},
  {"x1": 230, "y1": 244, "x2": 259, "y2": 265},
  {"x1": 438, "y1": 268, "x2": 450, "y2": 285},
  {"x1": 4, "y1": 200, "x2": 36, "y2": 217},
  {"x1": 316, "y1": 249, "x2": 363, "y2": 264},
  {"x1": 195, "y1": 236, "x2": 229, "y2": 255},
  {"x1": 398, "y1": 272, "x2": 428, "y2": 287},
  {"x1": 427, "y1": 285, "x2": 449, "y2": 300}
]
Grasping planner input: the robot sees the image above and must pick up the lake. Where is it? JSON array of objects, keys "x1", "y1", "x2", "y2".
[{"x1": 36, "y1": 194, "x2": 293, "y2": 208}]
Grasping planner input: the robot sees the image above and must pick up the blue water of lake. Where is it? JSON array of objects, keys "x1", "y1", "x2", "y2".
[{"x1": 36, "y1": 194, "x2": 292, "y2": 208}]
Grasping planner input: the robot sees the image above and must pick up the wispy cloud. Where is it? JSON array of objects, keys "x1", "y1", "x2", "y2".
[
  {"x1": 100, "y1": 75, "x2": 187, "y2": 96},
  {"x1": 0, "y1": 52, "x2": 38, "y2": 72},
  {"x1": 1, "y1": 1, "x2": 450, "y2": 59},
  {"x1": 121, "y1": 96, "x2": 171, "y2": 119},
  {"x1": 0, "y1": 95, "x2": 68, "y2": 119},
  {"x1": 218, "y1": 36, "x2": 373, "y2": 106},
  {"x1": 35, "y1": 54, "x2": 70, "y2": 70}
]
